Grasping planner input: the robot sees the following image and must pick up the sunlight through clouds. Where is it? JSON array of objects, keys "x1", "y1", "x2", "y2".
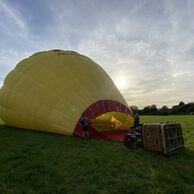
[{"x1": 0, "y1": 0, "x2": 194, "y2": 108}]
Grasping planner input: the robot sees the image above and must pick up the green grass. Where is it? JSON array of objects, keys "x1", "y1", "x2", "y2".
[{"x1": 0, "y1": 116, "x2": 194, "y2": 194}]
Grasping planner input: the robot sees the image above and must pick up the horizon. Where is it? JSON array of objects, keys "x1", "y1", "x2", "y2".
[
  {"x1": 0, "y1": 0, "x2": 194, "y2": 108},
  {"x1": 131, "y1": 101, "x2": 194, "y2": 110}
]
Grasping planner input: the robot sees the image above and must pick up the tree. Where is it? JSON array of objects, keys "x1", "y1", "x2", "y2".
[
  {"x1": 186, "y1": 102, "x2": 194, "y2": 114},
  {"x1": 179, "y1": 101, "x2": 185, "y2": 107},
  {"x1": 171, "y1": 105, "x2": 179, "y2": 114},
  {"x1": 142, "y1": 106, "x2": 151, "y2": 115},
  {"x1": 159, "y1": 105, "x2": 169, "y2": 115},
  {"x1": 150, "y1": 104, "x2": 158, "y2": 115},
  {"x1": 130, "y1": 105, "x2": 139, "y2": 113},
  {"x1": 138, "y1": 101, "x2": 194, "y2": 115}
]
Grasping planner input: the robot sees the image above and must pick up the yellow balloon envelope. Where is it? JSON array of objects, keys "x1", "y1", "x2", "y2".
[{"x1": 0, "y1": 50, "x2": 134, "y2": 141}]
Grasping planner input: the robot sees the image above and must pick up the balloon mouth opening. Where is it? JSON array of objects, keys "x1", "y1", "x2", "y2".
[
  {"x1": 91, "y1": 112, "x2": 134, "y2": 132},
  {"x1": 73, "y1": 100, "x2": 135, "y2": 139}
]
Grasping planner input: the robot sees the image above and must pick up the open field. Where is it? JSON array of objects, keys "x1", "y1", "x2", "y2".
[{"x1": 0, "y1": 115, "x2": 194, "y2": 194}]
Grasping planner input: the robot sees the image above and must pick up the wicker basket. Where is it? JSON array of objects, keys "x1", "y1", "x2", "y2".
[{"x1": 142, "y1": 122, "x2": 184, "y2": 155}]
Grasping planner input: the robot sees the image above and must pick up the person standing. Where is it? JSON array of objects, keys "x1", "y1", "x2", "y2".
[
  {"x1": 134, "y1": 113, "x2": 140, "y2": 127},
  {"x1": 129, "y1": 113, "x2": 140, "y2": 133},
  {"x1": 80, "y1": 114, "x2": 90, "y2": 139}
]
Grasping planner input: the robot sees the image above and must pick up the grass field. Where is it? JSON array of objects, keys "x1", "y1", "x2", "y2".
[{"x1": 0, "y1": 115, "x2": 194, "y2": 194}]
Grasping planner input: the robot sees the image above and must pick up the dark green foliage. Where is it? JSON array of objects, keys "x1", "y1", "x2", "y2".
[
  {"x1": 159, "y1": 105, "x2": 169, "y2": 115},
  {"x1": 142, "y1": 105, "x2": 159, "y2": 115},
  {"x1": 0, "y1": 116, "x2": 194, "y2": 194},
  {"x1": 133, "y1": 101, "x2": 194, "y2": 115}
]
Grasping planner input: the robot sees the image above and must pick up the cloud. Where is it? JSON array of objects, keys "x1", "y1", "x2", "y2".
[
  {"x1": 0, "y1": 0, "x2": 28, "y2": 38},
  {"x1": 0, "y1": 0, "x2": 194, "y2": 108},
  {"x1": 0, "y1": 76, "x2": 3, "y2": 88},
  {"x1": 0, "y1": 1, "x2": 25, "y2": 29}
]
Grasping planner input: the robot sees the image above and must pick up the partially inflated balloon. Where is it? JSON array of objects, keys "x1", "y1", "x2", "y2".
[{"x1": 0, "y1": 50, "x2": 134, "y2": 137}]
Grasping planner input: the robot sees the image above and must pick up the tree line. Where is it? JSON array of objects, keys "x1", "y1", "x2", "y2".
[{"x1": 131, "y1": 101, "x2": 194, "y2": 115}]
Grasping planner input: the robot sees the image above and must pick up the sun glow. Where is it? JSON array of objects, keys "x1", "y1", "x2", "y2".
[{"x1": 115, "y1": 77, "x2": 126, "y2": 90}]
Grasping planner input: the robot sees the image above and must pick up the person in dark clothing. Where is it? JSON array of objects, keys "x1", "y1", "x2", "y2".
[
  {"x1": 129, "y1": 113, "x2": 140, "y2": 133},
  {"x1": 124, "y1": 113, "x2": 142, "y2": 147},
  {"x1": 80, "y1": 114, "x2": 90, "y2": 139},
  {"x1": 134, "y1": 113, "x2": 140, "y2": 127}
]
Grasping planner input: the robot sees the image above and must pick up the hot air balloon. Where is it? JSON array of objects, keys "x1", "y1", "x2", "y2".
[{"x1": 0, "y1": 50, "x2": 134, "y2": 142}]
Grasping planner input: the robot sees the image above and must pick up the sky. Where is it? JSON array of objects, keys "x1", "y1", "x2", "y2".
[{"x1": 0, "y1": 0, "x2": 194, "y2": 108}]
